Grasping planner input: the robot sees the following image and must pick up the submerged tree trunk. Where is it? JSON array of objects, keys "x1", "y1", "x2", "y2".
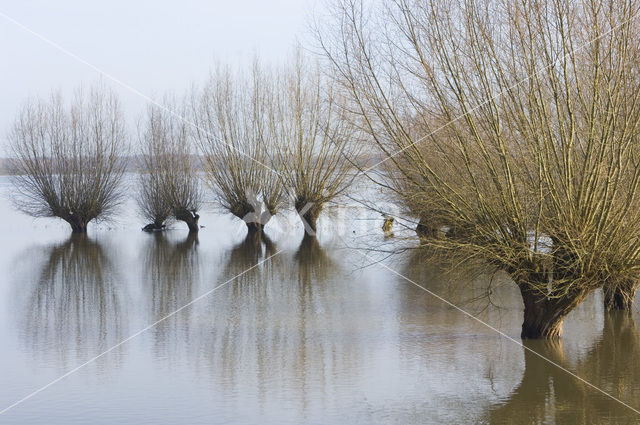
[
  {"x1": 301, "y1": 209, "x2": 319, "y2": 234},
  {"x1": 604, "y1": 280, "x2": 638, "y2": 311},
  {"x1": 485, "y1": 338, "x2": 601, "y2": 423},
  {"x1": 520, "y1": 286, "x2": 567, "y2": 339},
  {"x1": 142, "y1": 220, "x2": 166, "y2": 232},
  {"x1": 415, "y1": 216, "x2": 443, "y2": 239},
  {"x1": 518, "y1": 280, "x2": 590, "y2": 339},
  {"x1": 516, "y1": 257, "x2": 590, "y2": 340},
  {"x1": 516, "y1": 237, "x2": 592, "y2": 339},
  {"x1": 246, "y1": 221, "x2": 264, "y2": 234},
  {"x1": 296, "y1": 201, "x2": 322, "y2": 235},
  {"x1": 242, "y1": 224, "x2": 276, "y2": 253},
  {"x1": 239, "y1": 204, "x2": 273, "y2": 235},
  {"x1": 175, "y1": 210, "x2": 200, "y2": 233},
  {"x1": 65, "y1": 214, "x2": 88, "y2": 234},
  {"x1": 70, "y1": 223, "x2": 87, "y2": 234}
]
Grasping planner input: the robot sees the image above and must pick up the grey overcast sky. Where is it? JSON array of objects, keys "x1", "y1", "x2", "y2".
[{"x1": 0, "y1": 0, "x2": 319, "y2": 148}]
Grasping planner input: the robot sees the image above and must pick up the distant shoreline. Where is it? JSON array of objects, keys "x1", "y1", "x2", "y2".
[{"x1": 0, "y1": 153, "x2": 378, "y2": 176}]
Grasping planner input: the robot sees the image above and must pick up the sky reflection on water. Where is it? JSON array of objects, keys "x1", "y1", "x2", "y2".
[{"x1": 0, "y1": 178, "x2": 639, "y2": 424}]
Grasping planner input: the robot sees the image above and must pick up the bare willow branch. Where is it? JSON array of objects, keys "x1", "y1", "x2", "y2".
[
  {"x1": 191, "y1": 63, "x2": 285, "y2": 233},
  {"x1": 319, "y1": 0, "x2": 640, "y2": 338},
  {"x1": 8, "y1": 83, "x2": 127, "y2": 233},
  {"x1": 270, "y1": 51, "x2": 362, "y2": 233},
  {"x1": 138, "y1": 99, "x2": 203, "y2": 233}
]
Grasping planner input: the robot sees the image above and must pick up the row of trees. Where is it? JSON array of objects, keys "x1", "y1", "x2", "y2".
[
  {"x1": 318, "y1": 0, "x2": 640, "y2": 337},
  {"x1": 190, "y1": 57, "x2": 358, "y2": 234},
  {"x1": 8, "y1": 58, "x2": 358, "y2": 237},
  {"x1": 8, "y1": 0, "x2": 640, "y2": 340}
]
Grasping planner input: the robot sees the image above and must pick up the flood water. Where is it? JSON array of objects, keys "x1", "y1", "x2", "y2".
[{"x1": 0, "y1": 176, "x2": 639, "y2": 424}]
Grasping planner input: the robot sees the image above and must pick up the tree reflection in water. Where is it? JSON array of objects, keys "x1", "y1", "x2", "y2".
[
  {"x1": 168, "y1": 232, "x2": 368, "y2": 415},
  {"x1": 18, "y1": 231, "x2": 639, "y2": 422},
  {"x1": 141, "y1": 232, "x2": 200, "y2": 354},
  {"x1": 143, "y1": 232, "x2": 199, "y2": 316},
  {"x1": 577, "y1": 312, "x2": 640, "y2": 408},
  {"x1": 488, "y1": 312, "x2": 640, "y2": 424},
  {"x1": 402, "y1": 247, "x2": 640, "y2": 423},
  {"x1": 22, "y1": 234, "x2": 124, "y2": 370},
  {"x1": 294, "y1": 233, "x2": 334, "y2": 286}
]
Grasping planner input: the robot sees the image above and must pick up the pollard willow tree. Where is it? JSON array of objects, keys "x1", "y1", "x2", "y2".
[
  {"x1": 9, "y1": 86, "x2": 127, "y2": 233},
  {"x1": 191, "y1": 65, "x2": 285, "y2": 233},
  {"x1": 319, "y1": 0, "x2": 640, "y2": 337},
  {"x1": 270, "y1": 54, "x2": 359, "y2": 234},
  {"x1": 138, "y1": 101, "x2": 203, "y2": 232}
]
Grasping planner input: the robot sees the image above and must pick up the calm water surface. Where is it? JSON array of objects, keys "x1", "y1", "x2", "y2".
[{"x1": 0, "y1": 177, "x2": 638, "y2": 424}]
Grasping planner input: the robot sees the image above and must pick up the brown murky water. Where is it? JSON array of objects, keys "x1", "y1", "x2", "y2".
[{"x1": 0, "y1": 177, "x2": 638, "y2": 424}]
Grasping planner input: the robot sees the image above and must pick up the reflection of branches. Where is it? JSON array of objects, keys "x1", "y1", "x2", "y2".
[
  {"x1": 488, "y1": 324, "x2": 640, "y2": 423},
  {"x1": 573, "y1": 312, "x2": 640, "y2": 412},
  {"x1": 401, "y1": 246, "x2": 512, "y2": 315},
  {"x1": 221, "y1": 231, "x2": 281, "y2": 311},
  {"x1": 225, "y1": 231, "x2": 278, "y2": 271},
  {"x1": 293, "y1": 233, "x2": 336, "y2": 286},
  {"x1": 142, "y1": 232, "x2": 199, "y2": 354},
  {"x1": 180, "y1": 232, "x2": 364, "y2": 411},
  {"x1": 23, "y1": 234, "x2": 124, "y2": 369},
  {"x1": 143, "y1": 232, "x2": 199, "y2": 317},
  {"x1": 488, "y1": 340, "x2": 574, "y2": 424}
]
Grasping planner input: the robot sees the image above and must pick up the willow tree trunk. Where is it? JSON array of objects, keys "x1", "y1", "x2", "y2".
[
  {"x1": 415, "y1": 216, "x2": 443, "y2": 239},
  {"x1": 142, "y1": 220, "x2": 166, "y2": 232},
  {"x1": 301, "y1": 210, "x2": 319, "y2": 234},
  {"x1": 517, "y1": 238, "x2": 592, "y2": 338},
  {"x1": 65, "y1": 214, "x2": 89, "y2": 234},
  {"x1": 517, "y1": 270, "x2": 589, "y2": 339},
  {"x1": 175, "y1": 210, "x2": 200, "y2": 233},
  {"x1": 520, "y1": 286, "x2": 568, "y2": 339},
  {"x1": 296, "y1": 202, "x2": 322, "y2": 235},
  {"x1": 246, "y1": 221, "x2": 264, "y2": 234},
  {"x1": 604, "y1": 280, "x2": 638, "y2": 311},
  {"x1": 242, "y1": 225, "x2": 276, "y2": 254}
]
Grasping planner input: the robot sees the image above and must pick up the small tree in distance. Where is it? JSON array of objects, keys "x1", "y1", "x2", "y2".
[
  {"x1": 271, "y1": 53, "x2": 359, "y2": 234},
  {"x1": 192, "y1": 64, "x2": 285, "y2": 234},
  {"x1": 138, "y1": 100, "x2": 203, "y2": 233},
  {"x1": 8, "y1": 84, "x2": 127, "y2": 233}
]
